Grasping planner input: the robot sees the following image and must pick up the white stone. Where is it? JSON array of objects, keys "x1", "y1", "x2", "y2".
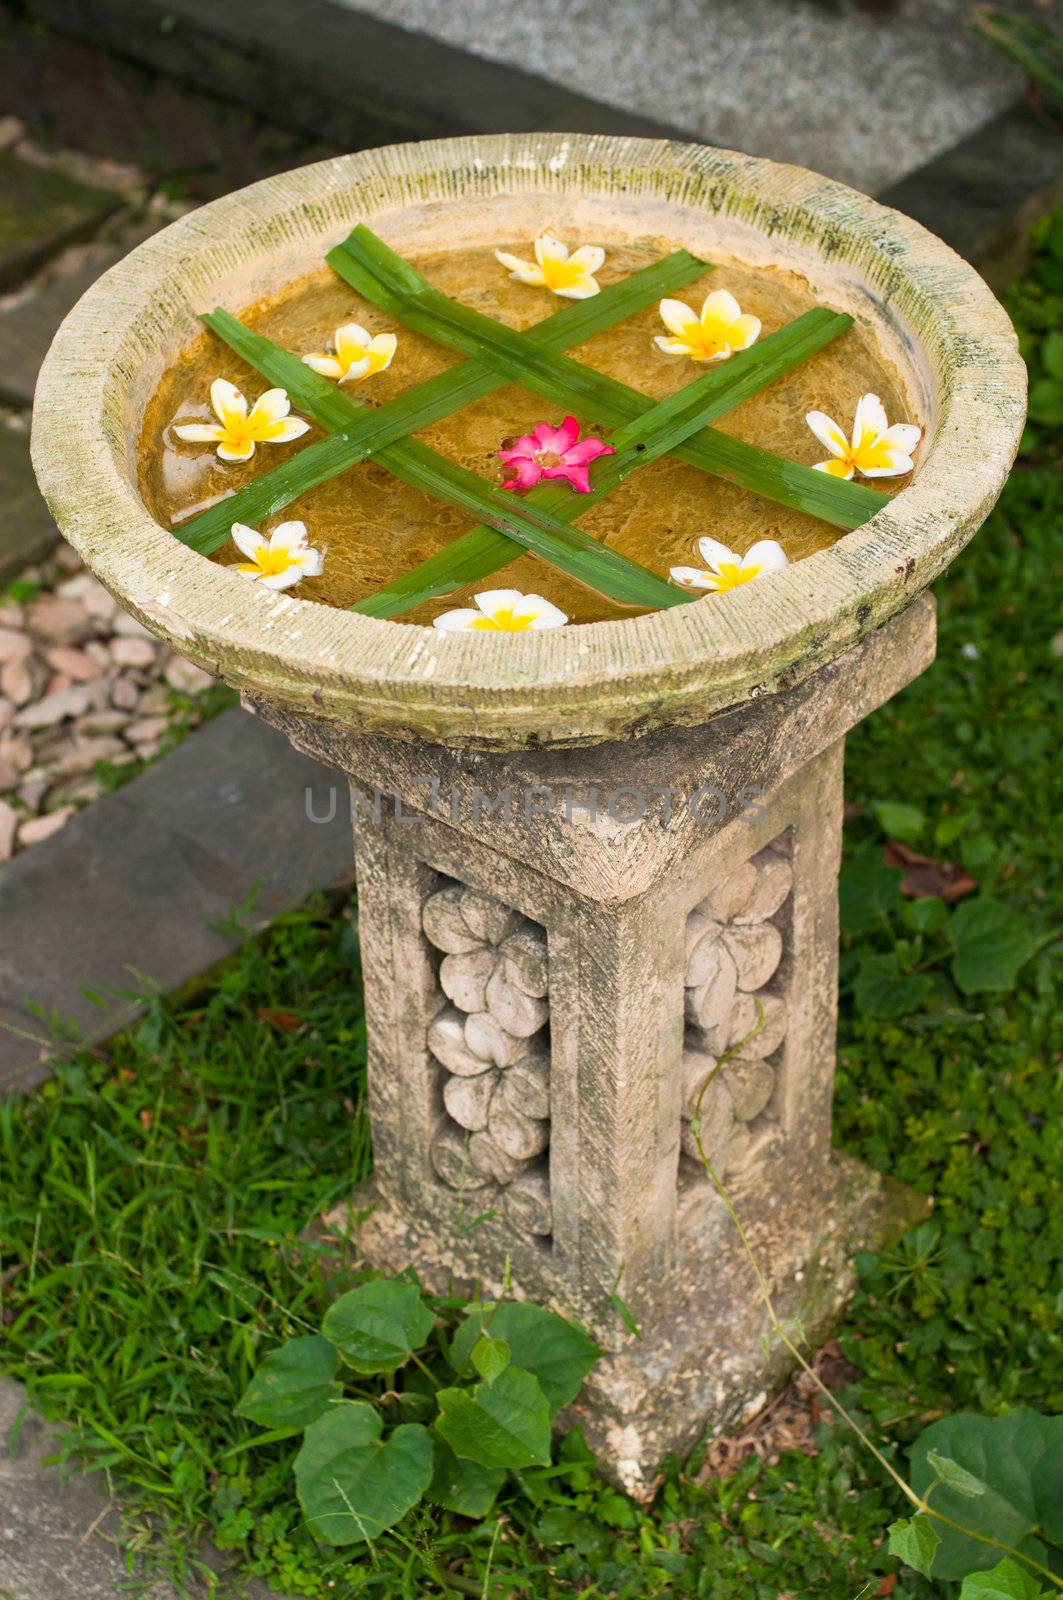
[
  {"x1": 443, "y1": 1069, "x2": 499, "y2": 1132},
  {"x1": 722, "y1": 921, "x2": 784, "y2": 992},
  {"x1": 13, "y1": 684, "x2": 93, "y2": 729},
  {"x1": 0, "y1": 627, "x2": 32, "y2": 664},
  {"x1": 164, "y1": 657, "x2": 214, "y2": 694},
  {"x1": 423, "y1": 884, "x2": 482, "y2": 954},
  {"x1": 17, "y1": 807, "x2": 75, "y2": 847},
  {"x1": 733, "y1": 856, "x2": 794, "y2": 924},
  {"x1": 109, "y1": 636, "x2": 156, "y2": 669},
  {"x1": 484, "y1": 965, "x2": 549, "y2": 1038},
  {"x1": 700, "y1": 862, "x2": 758, "y2": 922},
  {"x1": 0, "y1": 799, "x2": 16, "y2": 860}
]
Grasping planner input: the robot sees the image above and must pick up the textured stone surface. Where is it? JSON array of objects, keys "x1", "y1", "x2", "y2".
[
  {"x1": 292, "y1": 600, "x2": 937, "y2": 1491},
  {"x1": 0, "y1": 150, "x2": 119, "y2": 290},
  {"x1": 0, "y1": 428, "x2": 59, "y2": 584},
  {"x1": 332, "y1": 0, "x2": 1029, "y2": 192},
  {"x1": 0, "y1": 705, "x2": 351, "y2": 1092}
]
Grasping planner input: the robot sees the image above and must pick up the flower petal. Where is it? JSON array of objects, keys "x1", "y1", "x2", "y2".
[
  {"x1": 248, "y1": 388, "x2": 292, "y2": 426},
  {"x1": 297, "y1": 547, "x2": 325, "y2": 578},
  {"x1": 502, "y1": 459, "x2": 543, "y2": 489},
  {"x1": 731, "y1": 313, "x2": 761, "y2": 350},
  {"x1": 302, "y1": 354, "x2": 344, "y2": 378},
  {"x1": 216, "y1": 439, "x2": 256, "y2": 463},
  {"x1": 742, "y1": 539, "x2": 788, "y2": 574},
  {"x1": 703, "y1": 289, "x2": 742, "y2": 325},
  {"x1": 534, "y1": 234, "x2": 569, "y2": 268},
  {"x1": 654, "y1": 335, "x2": 694, "y2": 356},
  {"x1": 367, "y1": 332, "x2": 398, "y2": 370},
  {"x1": 552, "y1": 280, "x2": 599, "y2": 299},
  {"x1": 495, "y1": 249, "x2": 531, "y2": 273},
  {"x1": 568, "y1": 245, "x2": 605, "y2": 275},
  {"x1": 545, "y1": 463, "x2": 592, "y2": 492},
  {"x1": 521, "y1": 597, "x2": 569, "y2": 628},
  {"x1": 336, "y1": 357, "x2": 371, "y2": 383},
  {"x1": 852, "y1": 392, "x2": 888, "y2": 450},
  {"x1": 670, "y1": 566, "x2": 716, "y2": 590},
  {"x1": 475, "y1": 589, "x2": 525, "y2": 618},
  {"x1": 696, "y1": 536, "x2": 740, "y2": 574},
  {"x1": 231, "y1": 522, "x2": 265, "y2": 560},
  {"x1": 269, "y1": 520, "x2": 308, "y2": 551},
  {"x1": 563, "y1": 438, "x2": 614, "y2": 466},
  {"x1": 658, "y1": 298, "x2": 700, "y2": 338},
  {"x1": 549, "y1": 417, "x2": 581, "y2": 456},
  {"x1": 173, "y1": 422, "x2": 225, "y2": 442},
  {"x1": 860, "y1": 453, "x2": 914, "y2": 478},
  {"x1": 433, "y1": 608, "x2": 481, "y2": 631},
  {"x1": 881, "y1": 422, "x2": 921, "y2": 454},
  {"x1": 259, "y1": 568, "x2": 303, "y2": 591},
  {"x1": 335, "y1": 323, "x2": 372, "y2": 368},
  {"x1": 805, "y1": 411, "x2": 848, "y2": 457},
  {"x1": 260, "y1": 417, "x2": 311, "y2": 443},
  {"x1": 210, "y1": 378, "x2": 247, "y2": 427},
  {"x1": 813, "y1": 457, "x2": 855, "y2": 478}
]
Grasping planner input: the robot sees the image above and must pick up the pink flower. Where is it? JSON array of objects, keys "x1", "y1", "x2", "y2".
[{"x1": 498, "y1": 416, "x2": 615, "y2": 494}]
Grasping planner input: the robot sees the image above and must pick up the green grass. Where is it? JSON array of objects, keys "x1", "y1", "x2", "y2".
[{"x1": 0, "y1": 223, "x2": 1060, "y2": 1597}]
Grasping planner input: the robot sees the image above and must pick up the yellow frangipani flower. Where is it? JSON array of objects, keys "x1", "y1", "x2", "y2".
[
  {"x1": 670, "y1": 537, "x2": 788, "y2": 595},
  {"x1": 806, "y1": 393, "x2": 921, "y2": 479},
  {"x1": 654, "y1": 291, "x2": 761, "y2": 364},
  {"x1": 229, "y1": 520, "x2": 324, "y2": 591},
  {"x1": 302, "y1": 322, "x2": 398, "y2": 384},
  {"x1": 495, "y1": 235, "x2": 605, "y2": 299},
  {"x1": 433, "y1": 589, "x2": 569, "y2": 632},
  {"x1": 173, "y1": 379, "x2": 309, "y2": 463}
]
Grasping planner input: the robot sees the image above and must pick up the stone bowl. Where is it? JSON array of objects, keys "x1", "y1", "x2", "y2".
[{"x1": 31, "y1": 133, "x2": 1024, "y2": 749}]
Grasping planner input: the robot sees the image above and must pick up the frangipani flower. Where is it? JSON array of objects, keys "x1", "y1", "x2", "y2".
[
  {"x1": 495, "y1": 235, "x2": 605, "y2": 299},
  {"x1": 302, "y1": 322, "x2": 398, "y2": 384},
  {"x1": 654, "y1": 291, "x2": 761, "y2": 364},
  {"x1": 670, "y1": 536, "x2": 788, "y2": 595},
  {"x1": 433, "y1": 589, "x2": 568, "y2": 632},
  {"x1": 173, "y1": 379, "x2": 310, "y2": 463},
  {"x1": 499, "y1": 416, "x2": 614, "y2": 494},
  {"x1": 806, "y1": 393, "x2": 921, "y2": 479},
  {"x1": 229, "y1": 521, "x2": 324, "y2": 591}
]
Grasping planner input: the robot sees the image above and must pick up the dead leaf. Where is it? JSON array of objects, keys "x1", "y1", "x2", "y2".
[
  {"x1": 876, "y1": 1577, "x2": 898, "y2": 1596},
  {"x1": 256, "y1": 1007, "x2": 302, "y2": 1033},
  {"x1": 884, "y1": 840, "x2": 978, "y2": 902}
]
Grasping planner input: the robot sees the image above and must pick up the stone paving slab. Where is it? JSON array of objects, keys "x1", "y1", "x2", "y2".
[
  {"x1": 0, "y1": 1377, "x2": 294, "y2": 1598},
  {"x1": 0, "y1": 150, "x2": 120, "y2": 292},
  {"x1": 0, "y1": 704, "x2": 352, "y2": 1093},
  {"x1": 0, "y1": 429, "x2": 59, "y2": 584}
]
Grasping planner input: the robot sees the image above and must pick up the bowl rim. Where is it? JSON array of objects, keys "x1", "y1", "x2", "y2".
[{"x1": 31, "y1": 131, "x2": 1025, "y2": 748}]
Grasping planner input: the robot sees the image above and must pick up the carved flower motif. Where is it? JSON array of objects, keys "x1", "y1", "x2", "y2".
[
  {"x1": 495, "y1": 234, "x2": 605, "y2": 299},
  {"x1": 302, "y1": 322, "x2": 398, "y2": 384},
  {"x1": 670, "y1": 536, "x2": 788, "y2": 594},
  {"x1": 498, "y1": 416, "x2": 614, "y2": 494},
  {"x1": 654, "y1": 291, "x2": 761, "y2": 363},
  {"x1": 433, "y1": 589, "x2": 569, "y2": 632},
  {"x1": 806, "y1": 393, "x2": 921, "y2": 479},
  {"x1": 173, "y1": 379, "x2": 309, "y2": 463},
  {"x1": 229, "y1": 520, "x2": 324, "y2": 590}
]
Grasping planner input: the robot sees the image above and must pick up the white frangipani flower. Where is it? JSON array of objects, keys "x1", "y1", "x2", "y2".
[
  {"x1": 173, "y1": 379, "x2": 309, "y2": 463},
  {"x1": 654, "y1": 291, "x2": 761, "y2": 363},
  {"x1": 433, "y1": 589, "x2": 569, "y2": 632},
  {"x1": 494, "y1": 235, "x2": 605, "y2": 299},
  {"x1": 806, "y1": 393, "x2": 921, "y2": 479},
  {"x1": 229, "y1": 521, "x2": 324, "y2": 591},
  {"x1": 670, "y1": 537, "x2": 788, "y2": 595},
  {"x1": 302, "y1": 322, "x2": 398, "y2": 384}
]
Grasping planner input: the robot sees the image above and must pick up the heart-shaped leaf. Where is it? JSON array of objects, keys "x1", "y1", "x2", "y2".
[
  {"x1": 960, "y1": 1557, "x2": 1050, "y2": 1600},
  {"x1": 234, "y1": 1335, "x2": 341, "y2": 1433},
  {"x1": 471, "y1": 1335, "x2": 510, "y2": 1385},
  {"x1": 949, "y1": 899, "x2": 1039, "y2": 995},
  {"x1": 321, "y1": 1280, "x2": 436, "y2": 1374},
  {"x1": 911, "y1": 1409, "x2": 1063, "y2": 1580},
  {"x1": 427, "y1": 1430, "x2": 506, "y2": 1516},
  {"x1": 888, "y1": 1516, "x2": 940, "y2": 1579},
  {"x1": 436, "y1": 1365, "x2": 551, "y2": 1470},
  {"x1": 449, "y1": 1302, "x2": 600, "y2": 1415},
  {"x1": 294, "y1": 1402, "x2": 433, "y2": 1546}
]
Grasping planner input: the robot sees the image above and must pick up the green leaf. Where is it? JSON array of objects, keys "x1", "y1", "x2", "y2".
[
  {"x1": 294, "y1": 1403, "x2": 433, "y2": 1545},
  {"x1": 436, "y1": 1365, "x2": 552, "y2": 1469},
  {"x1": 903, "y1": 897, "x2": 950, "y2": 936},
  {"x1": 321, "y1": 1280, "x2": 435, "y2": 1374},
  {"x1": 911, "y1": 1408, "x2": 1063, "y2": 1580},
  {"x1": 426, "y1": 1430, "x2": 505, "y2": 1516},
  {"x1": 449, "y1": 1303, "x2": 601, "y2": 1415},
  {"x1": 176, "y1": 249, "x2": 707, "y2": 555},
  {"x1": 839, "y1": 845, "x2": 903, "y2": 934},
  {"x1": 331, "y1": 226, "x2": 884, "y2": 533},
  {"x1": 234, "y1": 1334, "x2": 341, "y2": 1433},
  {"x1": 960, "y1": 1557, "x2": 1049, "y2": 1600},
  {"x1": 852, "y1": 951, "x2": 935, "y2": 1019},
  {"x1": 471, "y1": 1335, "x2": 510, "y2": 1384},
  {"x1": 887, "y1": 1515, "x2": 941, "y2": 1579},
  {"x1": 949, "y1": 898, "x2": 1039, "y2": 994},
  {"x1": 927, "y1": 1448, "x2": 988, "y2": 1497},
  {"x1": 872, "y1": 799, "x2": 926, "y2": 844},
  {"x1": 1042, "y1": 329, "x2": 1063, "y2": 380}
]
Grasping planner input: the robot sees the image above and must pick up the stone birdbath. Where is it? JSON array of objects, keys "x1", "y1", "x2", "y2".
[{"x1": 32, "y1": 134, "x2": 1024, "y2": 1495}]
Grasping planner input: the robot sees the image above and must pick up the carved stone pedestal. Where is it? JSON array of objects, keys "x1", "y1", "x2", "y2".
[{"x1": 254, "y1": 596, "x2": 935, "y2": 1495}]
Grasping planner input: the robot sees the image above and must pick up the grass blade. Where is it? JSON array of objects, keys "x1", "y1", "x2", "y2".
[
  {"x1": 351, "y1": 308, "x2": 856, "y2": 617},
  {"x1": 330, "y1": 225, "x2": 886, "y2": 529},
  {"x1": 173, "y1": 250, "x2": 708, "y2": 555}
]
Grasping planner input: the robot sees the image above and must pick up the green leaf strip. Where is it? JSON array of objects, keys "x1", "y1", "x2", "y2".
[
  {"x1": 172, "y1": 248, "x2": 708, "y2": 555},
  {"x1": 330, "y1": 225, "x2": 886, "y2": 530}
]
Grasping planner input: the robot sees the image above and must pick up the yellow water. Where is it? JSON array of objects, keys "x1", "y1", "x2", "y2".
[{"x1": 139, "y1": 239, "x2": 915, "y2": 626}]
